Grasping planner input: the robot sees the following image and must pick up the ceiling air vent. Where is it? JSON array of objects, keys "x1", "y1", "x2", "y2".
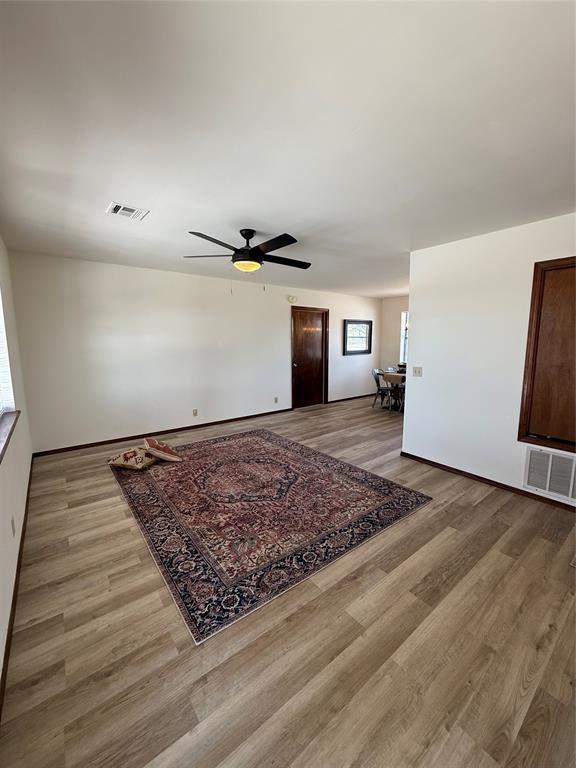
[
  {"x1": 524, "y1": 447, "x2": 576, "y2": 503},
  {"x1": 106, "y1": 201, "x2": 149, "y2": 221}
]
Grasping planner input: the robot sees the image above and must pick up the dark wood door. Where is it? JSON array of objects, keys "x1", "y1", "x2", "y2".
[
  {"x1": 291, "y1": 307, "x2": 328, "y2": 408},
  {"x1": 519, "y1": 256, "x2": 575, "y2": 451}
]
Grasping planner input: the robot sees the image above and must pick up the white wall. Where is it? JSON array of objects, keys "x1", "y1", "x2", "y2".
[
  {"x1": 0, "y1": 236, "x2": 32, "y2": 670},
  {"x1": 10, "y1": 253, "x2": 381, "y2": 452},
  {"x1": 380, "y1": 295, "x2": 409, "y2": 369},
  {"x1": 403, "y1": 212, "x2": 575, "y2": 497}
]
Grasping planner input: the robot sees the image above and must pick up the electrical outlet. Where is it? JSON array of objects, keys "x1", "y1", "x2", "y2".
[
  {"x1": 412, "y1": 366, "x2": 423, "y2": 377},
  {"x1": 274, "y1": 397, "x2": 278, "y2": 404},
  {"x1": 192, "y1": 408, "x2": 198, "y2": 417},
  {"x1": 11, "y1": 517, "x2": 16, "y2": 537}
]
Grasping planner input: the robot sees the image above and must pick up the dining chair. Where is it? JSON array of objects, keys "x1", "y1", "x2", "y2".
[
  {"x1": 380, "y1": 372, "x2": 406, "y2": 411},
  {"x1": 371, "y1": 368, "x2": 392, "y2": 409}
]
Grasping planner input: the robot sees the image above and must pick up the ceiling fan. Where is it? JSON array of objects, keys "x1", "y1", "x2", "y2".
[{"x1": 184, "y1": 228, "x2": 311, "y2": 272}]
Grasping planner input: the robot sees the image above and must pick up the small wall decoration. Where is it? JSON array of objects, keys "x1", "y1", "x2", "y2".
[{"x1": 343, "y1": 319, "x2": 373, "y2": 355}]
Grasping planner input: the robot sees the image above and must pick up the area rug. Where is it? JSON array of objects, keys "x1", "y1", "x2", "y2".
[{"x1": 110, "y1": 429, "x2": 431, "y2": 643}]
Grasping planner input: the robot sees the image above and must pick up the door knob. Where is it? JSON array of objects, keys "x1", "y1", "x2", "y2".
[{"x1": 292, "y1": 362, "x2": 298, "y2": 368}]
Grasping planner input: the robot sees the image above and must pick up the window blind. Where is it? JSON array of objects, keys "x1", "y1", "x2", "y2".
[
  {"x1": 0, "y1": 288, "x2": 15, "y2": 413},
  {"x1": 399, "y1": 310, "x2": 409, "y2": 365}
]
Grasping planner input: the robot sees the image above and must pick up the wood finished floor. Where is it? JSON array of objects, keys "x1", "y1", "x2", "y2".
[{"x1": 0, "y1": 399, "x2": 574, "y2": 768}]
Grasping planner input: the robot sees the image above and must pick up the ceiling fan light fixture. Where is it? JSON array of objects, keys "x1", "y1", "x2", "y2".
[
  {"x1": 186, "y1": 229, "x2": 310, "y2": 271},
  {"x1": 233, "y1": 259, "x2": 262, "y2": 272}
]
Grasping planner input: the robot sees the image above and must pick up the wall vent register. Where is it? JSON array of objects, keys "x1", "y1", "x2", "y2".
[
  {"x1": 106, "y1": 201, "x2": 150, "y2": 221},
  {"x1": 524, "y1": 447, "x2": 576, "y2": 503}
]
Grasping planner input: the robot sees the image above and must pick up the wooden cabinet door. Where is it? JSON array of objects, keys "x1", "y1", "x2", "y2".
[{"x1": 519, "y1": 256, "x2": 575, "y2": 451}]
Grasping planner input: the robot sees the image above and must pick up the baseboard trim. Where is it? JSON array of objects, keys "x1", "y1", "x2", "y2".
[
  {"x1": 329, "y1": 393, "x2": 373, "y2": 403},
  {"x1": 33, "y1": 408, "x2": 294, "y2": 457},
  {"x1": 400, "y1": 451, "x2": 574, "y2": 512},
  {"x1": 33, "y1": 398, "x2": 378, "y2": 458},
  {"x1": 0, "y1": 457, "x2": 34, "y2": 724}
]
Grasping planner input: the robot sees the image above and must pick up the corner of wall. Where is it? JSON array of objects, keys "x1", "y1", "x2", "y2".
[{"x1": 0, "y1": 237, "x2": 33, "y2": 698}]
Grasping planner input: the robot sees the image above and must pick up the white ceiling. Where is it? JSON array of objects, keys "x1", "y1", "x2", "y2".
[{"x1": 0, "y1": 1, "x2": 573, "y2": 297}]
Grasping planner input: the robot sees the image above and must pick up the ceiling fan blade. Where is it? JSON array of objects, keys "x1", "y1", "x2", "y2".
[
  {"x1": 251, "y1": 233, "x2": 297, "y2": 254},
  {"x1": 182, "y1": 254, "x2": 231, "y2": 259},
  {"x1": 261, "y1": 254, "x2": 311, "y2": 270},
  {"x1": 188, "y1": 232, "x2": 237, "y2": 251}
]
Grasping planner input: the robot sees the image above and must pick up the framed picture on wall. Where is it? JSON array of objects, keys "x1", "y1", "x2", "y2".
[{"x1": 343, "y1": 319, "x2": 373, "y2": 355}]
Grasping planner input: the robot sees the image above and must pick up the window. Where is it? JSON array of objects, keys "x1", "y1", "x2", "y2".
[
  {"x1": 0, "y1": 287, "x2": 15, "y2": 414},
  {"x1": 399, "y1": 311, "x2": 409, "y2": 364},
  {"x1": 343, "y1": 319, "x2": 373, "y2": 355}
]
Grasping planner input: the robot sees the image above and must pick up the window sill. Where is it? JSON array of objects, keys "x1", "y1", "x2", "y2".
[{"x1": 0, "y1": 410, "x2": 21, "y2": 465}]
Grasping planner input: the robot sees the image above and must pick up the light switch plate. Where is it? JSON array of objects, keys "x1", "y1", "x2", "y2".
[{"x1": 413, "y1": 366, "x2": 423, "y2": 377}]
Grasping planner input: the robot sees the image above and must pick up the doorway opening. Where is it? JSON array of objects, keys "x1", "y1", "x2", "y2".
[{"x1": 291, "y1": 306, "x2": 329, "y2": 408}]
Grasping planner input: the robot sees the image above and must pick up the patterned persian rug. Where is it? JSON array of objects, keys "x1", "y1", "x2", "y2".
[{"x1": 111, "y1": 429, "x2": 431, "y2": 643}]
